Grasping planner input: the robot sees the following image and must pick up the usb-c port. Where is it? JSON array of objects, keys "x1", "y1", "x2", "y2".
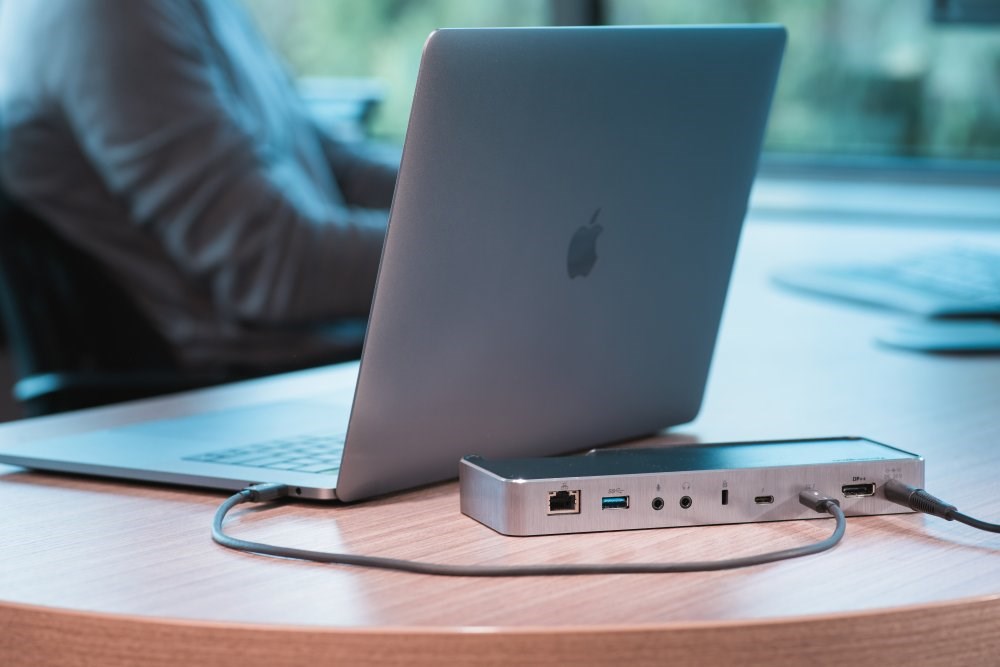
[{"x1": 754, "y1": 495, "x2": 775, "y2": 504}]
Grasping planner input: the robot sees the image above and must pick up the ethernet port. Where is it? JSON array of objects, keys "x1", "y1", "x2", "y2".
[{"x1": 548, "y1": 490, "x2": 581, "y2": 515}]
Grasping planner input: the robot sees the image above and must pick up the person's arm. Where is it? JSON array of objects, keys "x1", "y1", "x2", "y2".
[
  {"x1": 314, "y1": 130, "x2": 399, "y2": 211},
  {"x1": 44, "y1": 0, "x2": 385, "y2": 326}
]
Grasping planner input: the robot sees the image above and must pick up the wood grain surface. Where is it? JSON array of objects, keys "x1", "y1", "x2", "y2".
[{"x1": 2, "y1": 218, "x2": 999, "y2": 666}]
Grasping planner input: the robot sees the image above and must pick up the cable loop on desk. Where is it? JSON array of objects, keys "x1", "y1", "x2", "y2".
[{"x1": 211, "y1": 484, "x2": 847, "y2": 577}]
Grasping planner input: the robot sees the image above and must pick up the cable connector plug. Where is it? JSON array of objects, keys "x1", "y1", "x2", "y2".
[
  {"x1": 239, "y1": 483, "x2": 290, "y2": 503},
  {"x1": 882, "y1": 478, "x2": 956, "y2": 520},
  {"x1": 799, "y1": 488, "x2": 840, "y2": 513}
]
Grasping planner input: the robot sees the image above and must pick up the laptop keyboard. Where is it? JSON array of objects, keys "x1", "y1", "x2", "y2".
[{"x1": 183, "y1": 433, "x2": 346, "y2": 474}]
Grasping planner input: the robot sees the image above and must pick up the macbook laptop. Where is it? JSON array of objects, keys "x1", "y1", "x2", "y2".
[{"x1": 0, "y1": 25, "x2": 786, "y2": 502}]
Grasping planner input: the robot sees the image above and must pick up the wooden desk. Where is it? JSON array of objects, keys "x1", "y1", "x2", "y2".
[{"x1": 2, "y1": 218, "x2": 999, "y2": 666}]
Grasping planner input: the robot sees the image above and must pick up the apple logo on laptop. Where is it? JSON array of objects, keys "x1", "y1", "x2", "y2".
[{"x1": 567, "y1": 208, "x2": 604, "y2": 279}]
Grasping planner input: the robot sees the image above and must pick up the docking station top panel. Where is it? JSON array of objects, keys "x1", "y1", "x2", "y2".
[{"x1": 462, "y1": 437, "x2": 921, "y2": 481}]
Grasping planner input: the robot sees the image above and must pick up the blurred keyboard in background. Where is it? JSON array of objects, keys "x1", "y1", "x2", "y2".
[{"x1": 773, "y1": 246, "x2": 1000, "y2": 318}]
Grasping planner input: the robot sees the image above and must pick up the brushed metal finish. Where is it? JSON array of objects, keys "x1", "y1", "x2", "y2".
[{"x1": 460, "y1": 440, "x2": 924, "y2": 536}]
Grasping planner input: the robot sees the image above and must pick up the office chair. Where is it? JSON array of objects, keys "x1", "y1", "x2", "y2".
[
  {"x1": 0, "y1": 188, "x2": 367, "y2": 418},
  {"x1": 0, "y1": 189, "x2": 232, "y2": 416}
]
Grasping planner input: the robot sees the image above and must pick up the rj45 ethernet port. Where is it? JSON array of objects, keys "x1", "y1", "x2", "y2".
[{"x1": 548, "y1": 490, "x2": 581, "y2": 515}]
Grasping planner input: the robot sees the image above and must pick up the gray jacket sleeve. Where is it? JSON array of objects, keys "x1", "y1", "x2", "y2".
[
  {"x1": 316, "y1": 131, "x2": 399, "y2": 211},
  {"x1": 42, "y1": 0, "x2": 391, "y2": 326}
]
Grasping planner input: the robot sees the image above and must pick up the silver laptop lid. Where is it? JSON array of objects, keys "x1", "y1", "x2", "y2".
[{"x1": 337, "y1": 25, "x2": 786, "y2": 501}]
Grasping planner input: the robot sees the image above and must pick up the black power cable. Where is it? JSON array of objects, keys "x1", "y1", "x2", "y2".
[{"x1": 882, "y1": 478, "x2": 1000, "y2": 534}]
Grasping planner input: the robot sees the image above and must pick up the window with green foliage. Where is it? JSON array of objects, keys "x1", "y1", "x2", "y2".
[
  {"x1": 243, "y1": 0, "x2": 549, "y2": 141},
  {"x1": 609, "y1": 0, "x2": 1000, "y2": 164},
  {"x1": 243, "y1": 0, "x2": 1000, "y2": 166}
]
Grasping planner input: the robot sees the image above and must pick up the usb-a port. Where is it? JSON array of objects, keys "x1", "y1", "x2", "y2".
[{"x1": 601, "y1": 495, "x2": 629, "y2": 510}]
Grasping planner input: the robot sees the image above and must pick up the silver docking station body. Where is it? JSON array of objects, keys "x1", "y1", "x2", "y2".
[{"x1": 459, "y1": 437, "x2": 924, "y2": 536}]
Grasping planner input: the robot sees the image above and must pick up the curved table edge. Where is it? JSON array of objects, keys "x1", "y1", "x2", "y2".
[{"x1": 3, "y1": 594, "x2": 999, "y2": 666}]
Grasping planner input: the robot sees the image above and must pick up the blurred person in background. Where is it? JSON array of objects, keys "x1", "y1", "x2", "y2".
[{"x1": 0, "y1": 0, "x2": 397, "y2": 373}]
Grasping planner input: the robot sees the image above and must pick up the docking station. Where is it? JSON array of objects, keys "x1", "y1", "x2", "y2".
[{"x1": 459, "y1": 437, "x2": 924, "y2": 536}]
